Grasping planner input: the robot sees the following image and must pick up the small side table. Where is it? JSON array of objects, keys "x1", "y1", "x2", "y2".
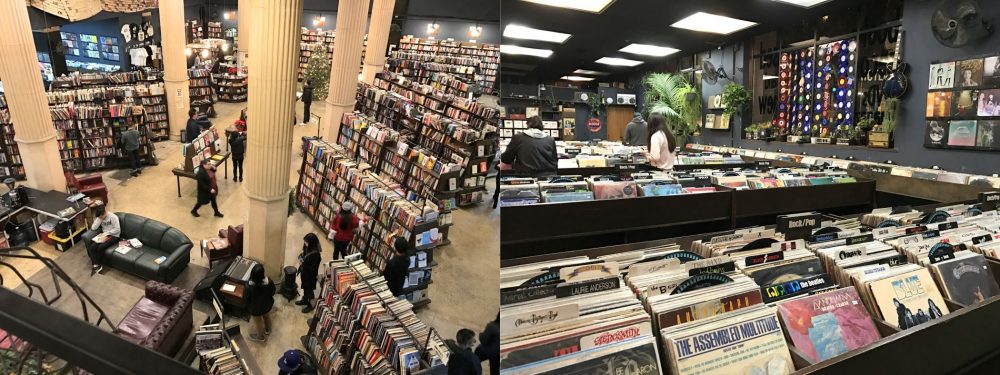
[{"x1": 200, "y1": 238, "x2": 232, "y2": 269}]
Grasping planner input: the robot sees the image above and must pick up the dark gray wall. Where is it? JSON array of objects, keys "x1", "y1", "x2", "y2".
[
  {"x1": 687, "y1": 0, "x2": 1000, "y2": 175},
  {"x1": 400, "y1": 17, "x2": 499, "y2": 44},
  {"x1": 693, "y1": 42, "x2": 747, "y2": 147}
]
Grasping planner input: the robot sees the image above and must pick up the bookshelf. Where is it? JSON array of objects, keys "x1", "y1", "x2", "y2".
[
  {"x1": 213, "y1": 73, "x2": 247, "y2": 102},
  {"x1": 48, "y1": 77, "x2": 171, "y2": 142},
  {"x1": 187, "y1": 20, "x2": 204, "y2": 43},
  {"x1": 207, "y1": 22, "x2": 222, "y2": 39},
  {"x1": 0, "y1": 94, "x2": 25, "y2": 179},
  {"x1": 398, "y1": 36, "x2": 499, "y2": 94},
  {"x1": 305, "y1": 258, "x2": 448, "y2": 374},
  {"x1": 189, "y1": 68, "x2": 216, "y2": 117},
  {"x1": 48, "y1": 102, "x2": 154, "y2": 173},
  {"x1": 181, "y1": 127, "x2": 224, "y2": 172}
]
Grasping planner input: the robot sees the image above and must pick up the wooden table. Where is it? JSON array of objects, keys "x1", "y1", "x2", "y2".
[
  {"x1": 219, "y1": 280, "x2": 245, "y2": 308},
  {"x1": 200, "y1": 237, "x2": 233, "y2": 268},
  {"x1": 171, "y1": 152, "x2": 230, "y2": 197}
]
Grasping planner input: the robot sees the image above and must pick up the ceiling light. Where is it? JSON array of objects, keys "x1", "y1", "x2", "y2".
[
  {"x1": 763, "y1": 75, "x2": 779, "y2": 80},
  {"x1": 595, "y1": 57, "x2": 642, "y2": 67},
  {"x1": 562, "y1": 75, "x2": 594, "y2": 81},
  {"x1": 468, "y1": 25, "x2": 483, "y2": 38},
  {"x1": 671, "y1": 12, "x2": 757, "y2": 35},
  {"x1": 201, "y1": 49, "x2": 210, "y2": 58},
  {"x1": 573, "y1": 69, "x2": 609, "y2": 75},
  {"x1": 223, "y1": 12, "x2": 230, "y2": 20},
  {"x1": 772, "y1": 0, "x2": 833, "y2": 7},
  {"x1": 522, "y1": 0, "x2": 615, "y2": 13},
  {"x1": 503, "y1": 25, "x2": 571, "y2": 43},
  {"x1": 619, "y1": 43, "x2": 679, "y2": 57},
  {"x1": 500, "y1": 45, "x2": 553, "y2": 57}
]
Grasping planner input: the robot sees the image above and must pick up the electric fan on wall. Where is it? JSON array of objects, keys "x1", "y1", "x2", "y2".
[
  {"x1": 701, "y1": 60, "x2": 729, "y2": 85},
  {"x1": 931, "y1": 0, "x2": 993, "y2": 48}
]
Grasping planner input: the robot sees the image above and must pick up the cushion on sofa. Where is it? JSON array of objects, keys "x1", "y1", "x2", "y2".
[
  {"x1": 140, "y1": 220, "x2": 171, "y2": 250},
  {"x1": 134, "y1": 249, "x2": 170, "y2": 276},
  {"x1": 120, "y1": 213, "x2": 148, "y2": 241},
  {"x1": 115, "y1": 297, "x2": 170, "y2": 345},
  {"x1": 105, "y1": 246, "x2": 142, "y2": 274},
  {"x1": 161, "y1": 229, "x2": 191, "y2": 251}
]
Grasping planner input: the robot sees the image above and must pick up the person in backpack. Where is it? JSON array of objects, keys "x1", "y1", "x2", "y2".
[
  {"x1": 246, "y1": 263, "x2": 275, "y2": 341},
  {"x1": 331, "y1": 202, "x2": 360, "y2": 260},
  {"x1": 228, "y1": 127, "x2": 246, "y2": 182}
]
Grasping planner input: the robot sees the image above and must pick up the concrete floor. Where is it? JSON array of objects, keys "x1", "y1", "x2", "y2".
[{"x1": 0, "y1": 100, "x2": 499, "y2": 371}]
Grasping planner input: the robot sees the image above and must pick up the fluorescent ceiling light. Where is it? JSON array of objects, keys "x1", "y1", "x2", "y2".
[
  {"x1": 763, "y1": 75, "x2": 779, "y2": 80},
  {"x1": 521, "y1": 0, "x2": 615, "y2": 13},
  {"x1": 671, "y1": 12, "x2": 757, "y2": 35},
  {"x1": 573, "y1": 69, "x2": 609, "y2": 75},
  {"x1": 500, "y1": 45, "x2": 553, "y2": 58},
  {"x1": 595, "y1": 57, "x2": 643, "y2": 67},
  {"x1": 619, "y1": 43, "x2": 679, "y2": 57},
  {"x1": 503, "y1": 25, "x2": 571, "y2": 43},
  {"x1": 562, "y1": 75, "x2": 594, "y2": 81},
  {"x1": 772, "y1": 0, "x2": 832, "y2": 7}
]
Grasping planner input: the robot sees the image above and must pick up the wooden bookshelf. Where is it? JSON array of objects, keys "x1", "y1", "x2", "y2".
[
  {"x1": 398, "y1": 36, "x2": 499, "y2": 94},
  {"x1": 0, "y1": 94, "x2": 25, "y2": 180},
  {"x1": 188, "y1": 68, "x2": 216, "y2": 118},
  {"x1": 48, "y1": 103, "x2": 155, "y2": 173},
  {"x1": 213, "y1": 74, "x2": 247, "y2": 103},
  {"x1": 48, "y1": 78, "x2": 172, "y2": 142}
]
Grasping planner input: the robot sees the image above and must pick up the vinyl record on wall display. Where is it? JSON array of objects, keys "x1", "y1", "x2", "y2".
[
  {"x1": 926, "y1": 120, "x2": 950, "y2": 147},
  {"x1": 948, "y1": 120, "x2": 978, "y2": 147},
  {"x1": 929, "y1": 62, "x2": 956, "y2": 90},
  {"x1": 956, "y1": 58, "x2": 985, "y2": 88},
  {"x1": 926, "y1": 91, "x2": 954, "y2": 117},
  {"x1": 953, "y1": 90, "x2": 979, "y2": 118},
  {"x1": 976, "y1": 120, "x2": 1000, "y2": 148},
  {"x1": 984, "y1": 56, "x2": 1000, "y2": 87},
  {"x1": 978, "y1": 89, "x2": 1000, "y2": 116}
]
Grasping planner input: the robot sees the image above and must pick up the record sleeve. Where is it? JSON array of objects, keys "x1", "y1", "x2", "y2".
[
  {"x1": 502, "y1": 336, "x2": 662, "y2": 375},
  {"x1": 868, "y1": 268, "x2": 950, "y2": 330},
  {"x1": 930, "y1": 253, "x2": 1000, "y2": 305},
  {"x1": 663, "y1": 306, "x2": 793, "y2": 375},
  {"x1": 776, "y1": 287, "x2": 880, "y2": 362},
  {"x1": 746, "y1": 258, "x2": 824, "y2": 286}
]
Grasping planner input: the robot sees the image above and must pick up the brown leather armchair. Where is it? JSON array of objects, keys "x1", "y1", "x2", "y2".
[
  {"x1": 218, "y1": 224, "x2": 244, "y2": 256},
  {"x1": 65, "y1": 171, "x2": 108, "y2": 204},
  {"x1": 115, "y1": 281, "x2": 194, "y2": 356}
]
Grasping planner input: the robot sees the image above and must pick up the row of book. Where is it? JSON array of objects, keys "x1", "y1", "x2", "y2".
[
  {"x1": 51, "y1": 70, "x2": 158, "y2": 89},
  {"x1": 389, "y1": 50, "x2": 482, "y2": 68},
  {"x1": 397, "y1": 36, "x2": 498, "y2": 92},
  {"x1": 0, "y1": 97, "x2": 21, "y2": 179}
]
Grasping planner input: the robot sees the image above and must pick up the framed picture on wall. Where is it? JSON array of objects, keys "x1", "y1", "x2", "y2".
[
  {"x1": 976, "y1": 120, "x2": 1000, "y2": 149},
  {"x1": 984, "y1": 56, "x2": 1000, "y2": 87},
  {"x1": 955, "y1": 59, "x2": 985, "y2": 88},
  {"x1": 979, "y1": 89, "x2": 1000, "y2": 117},
  {"x1": 952, "y1": 90, "x2": 978, "y2": 118},
  {"x1": 925, "y1": 120, "x2": 949, "y2": 147},
  {"x1": 929, "y1": 62, "x2": 956, "y2": 90},
  {"x1": 926, "y1": 91, "x2": 953, "y2": 118},
  {"x1": 948, "y1": 120, "x2": 977, "y2": 147}
]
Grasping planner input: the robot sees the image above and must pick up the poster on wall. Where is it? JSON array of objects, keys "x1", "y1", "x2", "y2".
[
  {"x1": 929, "y1": 62, "x2": 956, "y2": 90},
  {"x1": 984, "y1": 56, "x2": 1000, "y2": 87},
  {"x1": 587, "y1": 118, "x2": 602, "y2": 133},
  {"x1": 956, "y1": 59, "x2": 984, "y2": 88},
  {"x1": 925, "y1": 120, "x2": 949, "y2": 147}
]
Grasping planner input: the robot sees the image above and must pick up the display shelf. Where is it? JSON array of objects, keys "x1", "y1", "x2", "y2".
[
  {"x1": 213, "y1": 74, "x2": 248, "y2": 103},
  {"x1": 0, "y1": 94, "x2": 25, "y2": 180},
  {"x1": 188, "y1": 68, "x2": 216, "y2": 117},
  {"x1": 398, "y1": 36, "x2": 498, "y2": 94}
]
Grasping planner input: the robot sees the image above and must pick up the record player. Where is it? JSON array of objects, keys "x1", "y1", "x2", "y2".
[{"x1": 1, "y1": 178, "x2": 27, "y2": 209}]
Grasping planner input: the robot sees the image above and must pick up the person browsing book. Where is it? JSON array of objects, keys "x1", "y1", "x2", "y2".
[
  {"x1": 87, "y1": 205, "x2": 120, "y2": 275},
  {"x1": 499, "y1": 116, "x2": 557, "y2": 178},
  {"x1": 384, "y1": 233, "x2": 412, "y2": 298},
  {"x1": 246, "y1": 264, "x2": 275, "y2": 342},
  {"x1": 331, "y1": 202, "x2": 360, "y2": 260},
  {"x1": 447, "y1": 329, "x2": 482, "y2": 375},
  {"x1": 228, "y1": 128, "x2": 246, "y2": 182},
  {"x1": 121, "y1": 123, "x2": 142, "y2": 177},
  {"x1": 645, "y1": 113, "x2": 677, "y2": 170},
  {"x1": 297, "y1": 233, "x2": 322, "y2": 313},
  {"x1": 185, "y1": 109, "x2": 202, "y2": 143},
  {"x1": 191, "y1": 159, "x2": 223, "y2": 218}
]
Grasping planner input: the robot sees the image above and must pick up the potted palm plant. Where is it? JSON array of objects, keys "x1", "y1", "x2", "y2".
[{"x1": 642, "y1": 73, "x2": 702, "y2": 146}]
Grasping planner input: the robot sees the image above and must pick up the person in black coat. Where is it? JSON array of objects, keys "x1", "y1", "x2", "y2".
[
  {"x1": 447, "y1": 329, "x2": 482, "y2": 375},
  {"x1": 246, "y1": 264, "x2": 275, "y2": 341},
  {"x1": 297, "y1": 233, "x2": 322, "y2": 313},
  {"x1": 185, "y1": 109, "x2": 204, "y2": 143},
  {"x1": 228, "y1": 130, "x2": 246, "y2": 182},
  {"x1": 499, "y1": 116, "x2": 557, "y2": 178},
  {"x1": 301, "y1": 81, "x2": 314, "y2": 124},
  {"x1": 475, "y1": 314, "x2": 500, "y2": 375},
  {"x1": 191, "y1": 159, "x2": 223, "y2": 217},
  {"x1": 384, "y1": 235, "x2": 411, "y2": 298}
]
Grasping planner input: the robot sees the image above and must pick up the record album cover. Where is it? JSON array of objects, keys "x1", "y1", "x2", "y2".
[
  {"x1": 747, "y1": 258, "x2": 824, "y2": 286},
  {"x1": 948, "y1": 120, "x2": 977, "y2": 147},
  {"x1": 926, "y1": 91, "x2": 953, "y2": 117},
  {"x1": 956, "y1": 58, "x2": 985, "y2": 88},
  {"x1": 952, "y1": 90, "x2": 979, "y2": 118},
  {"x1": 984, "y1": 56, "x2": 1000, "y2": 87},
  {"x1": 929, "y1": 62, "x2": 955, "y2": 90},
  {"x1": 655, "y1": 289, "x2": 764, "y2": 329},
  {"x1": 978, "y1": 89, "x2": 1000, "y2": 117},
  {"x1": 777, "y1": 287, "x2": 880, "y2": 362},
  {"x1": 504, "y1": 337, "x2": 662, "y2": 375},
  {"x1": 869, "y1": 268, "x2": 950, "y2": 330},
  {"x1": 976, "y1": 120, "x2": 1000, "y2": 149},
  {"x1": 664, "y1": 307, "x2": 793, "y2": 375},
  {"x1": 925, "y1": 120, "x2": 949, "y2": 147},
  {"x1": 931, "y1": 254, "x2": 1000, "y2": 305}
]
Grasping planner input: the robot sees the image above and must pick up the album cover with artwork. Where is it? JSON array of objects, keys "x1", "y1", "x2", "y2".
[
  {"x1": 956, "y1": 58, "x2": 985, "y2": 88},
  {"x1": 930, "y1": 253, "x2": 1000, "y2": 306},
  {"x1": 924, "y1": 120, "x2": 949, "y2": 147},
  {"x1": 746, "y1": 258, "x2": 824, "y2": 286},
  {"x1": 976, "y1": 120, "x2": 1000, "y2": 149},
  {"x1": 777, "y1": 287, "x2": 880, "y2": 362},
  {"x1": 984, "y1": 56, "x2": 1000, "y2": 87},
  {"x1": 952, "y1": 90, "x2": 979, "y2": 118},
  {"x1": 869, "y1": 268, "x2": 950, "y2": 330},
  {"x1": 506, "y1": 337, "x2": 663, "y2": 375},
  {"x1": 926, "y1": 91, "x2": 952, "y2": 118},
  {"x1": 978, "y1": 89, "x2": 1000, "y2": 117},
  {"x1": 948, "y1": 120, "x2": 977, "y2": 147},
  {"x1": 929, "y1": 62, "x2": 956, "y2": 90}
]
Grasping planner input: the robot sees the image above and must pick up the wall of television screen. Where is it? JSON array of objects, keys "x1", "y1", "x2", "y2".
[{"x1": 925, "y1": 56, "x2": 1000, "y2": 151}]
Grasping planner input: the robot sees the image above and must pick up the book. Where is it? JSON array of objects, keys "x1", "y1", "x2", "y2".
[
  {"x1": 868, "y1": 268, "x2": 950, "y2": 329},
  {"x1": 777, "y1": 287, "x2": 880, "y2": 362},
  {"x1": 154, "y1": 256, "x2": 167, "y2": 265}
]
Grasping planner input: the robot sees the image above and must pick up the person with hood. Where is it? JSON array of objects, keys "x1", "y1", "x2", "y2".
[
  {"x1": 246, "y1": 263, "x2": 275, "y2": 341},
  {"x1": 499, "y1": 116, "x2": 557, "y2": 177},
  {"x1": 623, "y1": 111, "x2": 648, "y2": 146},
  {"x1": 301, "y1": 80, "x2": 314, "y2": 124},
  {"x1": 384, "y1": 232, "x2": 412, "y2": 298},
  {"x1": 447, "y1": 329, "x2": 482, "y2": 375}
]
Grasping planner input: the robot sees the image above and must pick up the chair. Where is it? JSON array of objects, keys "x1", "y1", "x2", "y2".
[
  {"x1": 218, "y1": 224, "x2": 244, "y2": 257},
  {"x1": 115, "y1": 281, "x2": 194, "y2": 356},
  {"x1": 65, "y1": 171, "x2": 108, "y2": 204}
]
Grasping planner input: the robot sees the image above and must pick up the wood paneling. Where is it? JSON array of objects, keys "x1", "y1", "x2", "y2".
[{"x1": 606, "y1": 106, "x2": 634, "y2": 142}]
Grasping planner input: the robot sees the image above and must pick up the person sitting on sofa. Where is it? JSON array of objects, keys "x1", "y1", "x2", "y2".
[{"x1": 87, "y1": 204, "x2": 120, "y2": 275}]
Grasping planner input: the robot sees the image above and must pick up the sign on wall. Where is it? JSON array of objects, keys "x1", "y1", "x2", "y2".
[{"x1": 587, "y1": 117, "x2": 602, "y2": 133}]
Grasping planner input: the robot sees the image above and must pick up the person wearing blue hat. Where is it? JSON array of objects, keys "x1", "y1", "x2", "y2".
[
  {"x1": 384, "y1": 230, "x2": 412, "y2": 298},
  {"x1": 277, "y1": 349, "x2": 316, "y2": 375}
]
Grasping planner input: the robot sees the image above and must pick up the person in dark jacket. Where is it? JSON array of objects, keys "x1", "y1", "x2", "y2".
[
  {"x1": 297, "y1": 233, "x2": 322, "y2": 313},
  {"x1": 277, "y1": 349, "x2": 318, "y2": 375},
  {"x1": 623, "y1": 111, "x2": 648, "y2": 146},
  {"x1": 185, "y1": 109, "x2": 201, "y2": 143},
  {"x1": 246, "y1": 264, "x2": 275, "y2": 341},
  {"x1": 228, "y1": 129, "x2": 246, "y2": 182},
  {"x1": 475, "y1": 314, "x2": 499, "y2": 375},
  {"x1": 121, "y1": 123, "x2": 143, "y2": 176},
  {"x1": 384, "y1": 235, "x2": 411, "y2": 298},
  {"x1": 499, "y1": 116, "x2": 557, "y2": 177},
  {"x1": 191, "y1": 159, "x2": 223, "y2": 218},
  {"x1": 301, "y1": 81, "x2": 314, "y2": 124},
  {"x1": 447, "y1": 329, "x2": 482, "y2": 375}
]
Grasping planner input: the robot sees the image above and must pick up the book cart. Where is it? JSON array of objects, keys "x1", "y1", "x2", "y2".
[
  {"x1": 0, "y1": 94, "x2": 24, "y2": 179},
  {"x1": 295, "y1": 133, "x2": 441, "y2": 307},
  {"x1": 195, "y1": 294, "x2": 262, "y2": 375},
  {"x1": 304, "y1": 257, "x2": 447, "y2": 374},
  {"x1": 500, "y1": 200, "x2": 1000, "y2": 374},
  {"x1": 500, "y1": 178, "x2": 876, "y2": 259}
]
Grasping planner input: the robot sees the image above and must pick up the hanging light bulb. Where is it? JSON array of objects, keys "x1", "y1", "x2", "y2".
[
  {"x1": 313, "y1": 18, "x2": 320, "y2": 26},
  {"x1": 201, "y1": 49, "x2": 210, "y2": 58},
  {"x1": 185, "y1": 48, "x2": 192, "y2": 56},
  {"x1": 224, "y1": 11, "x2": 230, "y2": 20},
  {"x1": 222, "y1": 43, "x2": 230, "y2": 52},
  {"x1": 468, "y1": 25, "x2": 482, "y2": 39}
]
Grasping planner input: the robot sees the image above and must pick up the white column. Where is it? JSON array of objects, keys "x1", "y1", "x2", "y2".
[
  {"x1": 361, "y1": 0, "x2": 396, "y2": 83},
  {"x1": 0, "y1": 0, "x2": 66, "y2": 191},
  {"x1": 323, "y1": 0, "x2": 370, "y2": 140},
  {"x1": 159, "y1": 0, "x2": 191, "y2": 141}
]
